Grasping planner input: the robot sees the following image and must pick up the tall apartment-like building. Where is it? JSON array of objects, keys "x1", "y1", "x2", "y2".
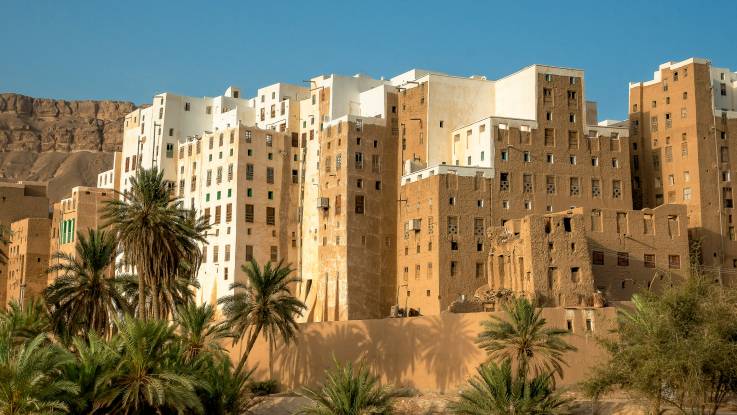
[
  {"x1": 5, "y1": 217, "x2": 51, "y2": 307},
  {"x1": 0, "y1": 182, "x2": 49, "y2": 306},
  {"x1": 629, "y1": 59, "x2": 737, "y2": 281},
  {"x1": 247, "y1": 83, "x2": 310, "y2": 281},
  {"x1": 48, "y1": 186, "x2": 115, "y2": 284},
  {"x1": 119, "y1": 87, "x2": 255, "y2": 196},
  {"x1": 397, "y1": 165, "x2": 493, "y2": 315},
  {"x1": 395, "y1": 65, "x2": 632, "y2": 313},
  {"x1": 176, "y1": 126, "x2": 292, "y2": 305},
  {"x1": 295, "y1": 74, "x2": 398, "y2": 321},
  {"x1": 117, "y1": 79, "x2": 399, "y2": 321}
]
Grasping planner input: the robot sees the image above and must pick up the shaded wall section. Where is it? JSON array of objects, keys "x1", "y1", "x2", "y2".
[{"x1": 236, "y1": 307, "x2": 619, "y2": 393}]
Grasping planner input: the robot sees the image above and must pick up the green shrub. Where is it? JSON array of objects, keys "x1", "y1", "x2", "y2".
[{"x1": 249, "y1": 379, "x2": 279, "y2": 396}]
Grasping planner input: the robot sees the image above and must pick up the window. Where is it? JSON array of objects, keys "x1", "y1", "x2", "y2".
[
  {"x1": 721, "y1": 83, "x2": 727, "y2": 96},
  {"x1": 450, "y1": 261, "x2": 458, "y2": 277},
  {"x1": 372, "y1": 155, "x2": 380, "y2": 172},
  {"x1": 546, "y1": 176, "x2": 556, "y2": 194},
  {"x1": 569, "y1": 177, "x2": 580, "y2": 196},
  {"x1": 612, "y1": 180, "x2": 622, "y2": 199},
  {"x1": 245, "y1": 204, "x2": 254, "y2": 223},
  {"x1": 644, "y1": 254, "x2": 656, "y2": 268},
  {"x1": 591, "y1": 179, "x2": 601, "y2": 197},
  {"x1": 544, "y1": 128, "x2": 554, "y2": 146},
  {"x1": 266, "y1": 207, "x2": 276, "y2": 225},
  {"x1": 522, "y1": 174, "x2": 533, "y2": 193},
  {"x1": 355, "y1": 195, "x2": 365, "y2": 214},
  {"x1": 500, "y1": 172, "x2": 510, "y2": 191},
  {"x1": 543, "y1": 88, "x2": 553, "y2": 102},
  {"x1": 270, "y1": 246, "x2": 278, "y2": 262},
  {"x1": 616, "y1": 212, "x2": 628, "y2": 234},
  {"x1": 617, "y1": 252, "x2": 629, "y2": 266},
  {"x1": 668, "y1": 255, "x2": 681, "y2": 269},
  {"x1": 683, "y1": 187, "x2": 692, "y2": 201},
  {"x1": 447, "y1": 216, "x2": 459, "y2": 234},
  {"x1": 591, "y1": 209, "x2": 602, "y2": 231},
  {"x1": 355, "y1": 152, "x2": 364, "y2": 169},
  {"x1": 266, "y1": 167, "x2": 274, "y2": 184},
  {"x1": 331, "y1": 194, "x2": 341, "y2": 215},
  {"x1": 593, "y1": 250, "x2": 604, "y2": 265}
]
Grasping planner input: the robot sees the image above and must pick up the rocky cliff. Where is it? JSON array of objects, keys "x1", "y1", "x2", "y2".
[{"x1": 0, "y1": 93, "x2": 136, "y2": 201}]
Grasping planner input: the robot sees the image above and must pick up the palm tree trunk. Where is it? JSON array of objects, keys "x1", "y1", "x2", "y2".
[
  {"x1": 243, "y1": 322, "x2": 263, "y2": 363},
  {"x1": 138, "y1": 272, "x2": 146, "y2": 320},
  {"x1": 268, "y1": 336, "x2": 274, "y2": 380},
  {"x1": 151, "y1": 284, "x2": 160, "y2": 320}
]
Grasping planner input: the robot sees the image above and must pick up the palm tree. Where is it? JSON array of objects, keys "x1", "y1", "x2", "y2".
[
  {"x1": 102, "y1": 167, "x2": 206, "y2": 320},
  {"x1": 219, "y1": 259, "x2": 305, "y2": 363},
  {"x1": 477, "y1": 298, "x2": 575, "y2": 380},
  {"x1": 0, "y1": 333, "x2": 79, "y2": 414},
  {"x1": 95, "y1": 316, "x2": 204, "y2": 414},
  {"x1": 175, "y1": 302, "x2": 233, "y2": 363},
  {"x1": 44, "y1": 229, "x2": 130, "y2": 339},
  {"x1": 197, "y1": 357, "x2": 256, "y2": 415},
  {"x1": 0, "y1": 299, "x2": 51, "y2": 346},
  {"x1": 62, "y1": 333, "x2": 119, "y2": 414},
  {"x1": 449, "y1": 359, "x2": 570, "y2": 415},
  {"x1": 298, "y1": 360, "x2": 404, "y2": 415},
  {"x1": 117, "y1": 272, "x2": 201, "y2": 320}
]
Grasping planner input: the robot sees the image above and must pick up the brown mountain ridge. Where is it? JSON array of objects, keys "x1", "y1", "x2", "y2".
[{"x1": 0, "y1": 93, "x2": 136, "y2": 201}]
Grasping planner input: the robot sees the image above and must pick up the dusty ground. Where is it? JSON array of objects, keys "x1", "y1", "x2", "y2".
[{"x1": 250, "y1": 393, "x2": 737, "y2": 414}]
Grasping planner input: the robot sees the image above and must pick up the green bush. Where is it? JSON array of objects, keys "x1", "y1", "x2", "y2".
[{"x1": 249, "y1": 379, "x2": 279, "y2": 396}]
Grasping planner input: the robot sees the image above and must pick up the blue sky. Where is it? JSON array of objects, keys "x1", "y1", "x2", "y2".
[{"x1": 1, "y1": 0, "x2": 735, "y2": 120}]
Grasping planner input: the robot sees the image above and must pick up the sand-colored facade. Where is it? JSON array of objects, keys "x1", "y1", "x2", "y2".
[
  {"x1": 393, "y1": 66, "x2": 632, "y2": 314},
  {"x1": 176, "y1": 126, "x2": 292, "y2": 305},
  {"x1": 5, "y1": 217, "x2": 51, "y2": 307},
  {"x1": 488, "y1": 204, "x2": 690, "y2": 305},
  {"x1": 0, "y1": 182, "x2": 49, "y2": 306},
  {"x1": 397, "y1": 166, "x2": 493, "y2": 315},
  {"x1": 242, "y1": 306, "x2": 618, "y2": 393},
  {"x1": 629, "y1": 58, "x2": 737, "y2": 283},
  {"x1": 48, "y1": 186, "x2": 115, "y2": 284}
]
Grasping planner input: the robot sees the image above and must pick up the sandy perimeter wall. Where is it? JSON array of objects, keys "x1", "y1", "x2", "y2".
[{"x1": 233, "y1": 306, "x2": 620, "y2": 393}]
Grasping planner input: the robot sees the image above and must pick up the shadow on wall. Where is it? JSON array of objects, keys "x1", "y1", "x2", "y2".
[
  {"x1": 237, "y1": 307, "x2": 620, "y2": 393},
  {"x1": 259, "y1": 313, "x2": 479, "y2": 393}
]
